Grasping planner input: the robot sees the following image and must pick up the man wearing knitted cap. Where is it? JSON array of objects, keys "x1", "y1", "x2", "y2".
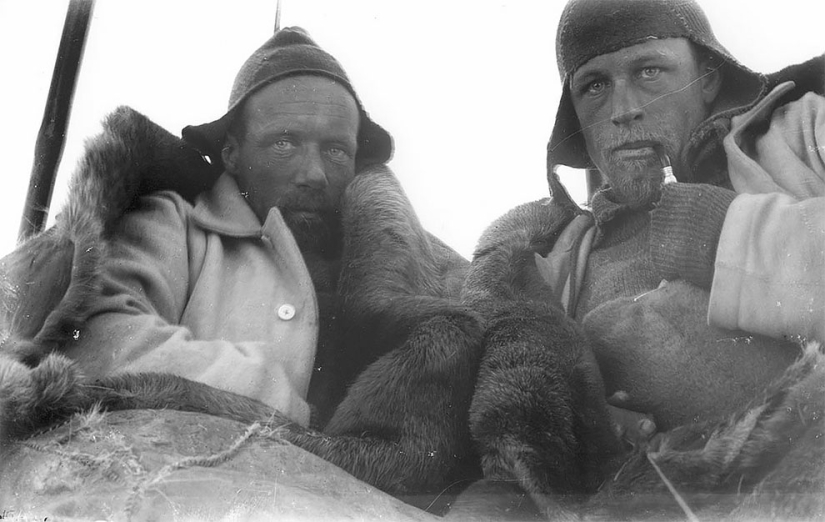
[
  {"x1": 457, "y1": 0, "x2": 825, "y2": 518},
  {"x1": 53, "y1": 28, "x2": 373, "y2": 427},
  {"x1": 0, "y1": 24, "x2": 485, "y2": 517},
  {"x1": 1, "y1": 28, "x2": 468, "y2": 435}
]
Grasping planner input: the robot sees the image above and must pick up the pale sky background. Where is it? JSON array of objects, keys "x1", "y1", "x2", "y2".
[{"x1": 1, "y1": 1, "x2": 823, "y2": 259}]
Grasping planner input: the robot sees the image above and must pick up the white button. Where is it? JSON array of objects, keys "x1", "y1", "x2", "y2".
[{"x1": 277, "y1": 304, "x2": 296, "y2": 321}]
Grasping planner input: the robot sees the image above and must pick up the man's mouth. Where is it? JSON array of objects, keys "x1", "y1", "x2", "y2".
[{"x1": 611, "y1": 141, "x2": 660, "y2": 160}]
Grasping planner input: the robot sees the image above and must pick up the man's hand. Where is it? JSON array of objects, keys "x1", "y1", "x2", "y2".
[{"x1": 606, "y1": 394, "x2": 657, "y2": 449}]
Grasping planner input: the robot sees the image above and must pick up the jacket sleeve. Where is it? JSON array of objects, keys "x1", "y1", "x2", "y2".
[
  {"x1": 66, "y1": 192, "x2": 313, "y2": 426},
  {"x1": 709, "y1": 89, "x2": 825, "y2": 343},
  {"x1": 709, "y1": 193, "x2": 824, "y2": 342}
]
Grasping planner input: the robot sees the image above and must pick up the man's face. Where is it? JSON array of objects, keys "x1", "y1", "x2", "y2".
[
  {"x1": 223, "y1": 75, "x2": 359, "y2": 246},
  {"x1": 570, "y1": 38, "x2": 719, "y2": 206}
]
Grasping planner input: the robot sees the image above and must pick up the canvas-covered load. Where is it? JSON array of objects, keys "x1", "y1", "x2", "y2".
[{"x1": 1, "y1": 409, "x2": 440, "y2": 521}]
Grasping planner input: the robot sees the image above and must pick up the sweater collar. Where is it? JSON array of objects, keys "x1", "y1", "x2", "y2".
[
  {"x1": 591, "y1": 188, "x2": 634, "y2": 223},
  {"x1": 589, "y1": 187, "x2": 651, "y2": 244},
  {"x1": 191, "y1": 174, "x2": 264, "y2": 237}
]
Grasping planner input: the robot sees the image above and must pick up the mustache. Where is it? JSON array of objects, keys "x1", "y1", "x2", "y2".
[
  {"x1": 604, "y1": 130, "x2": 666, "y2": 152},
  {"x1": 276, "y1": 190, "x2": 334, "y2": 212},
  {"x1": 281, "y1": 207, "x2": 340, "y2": 226}
]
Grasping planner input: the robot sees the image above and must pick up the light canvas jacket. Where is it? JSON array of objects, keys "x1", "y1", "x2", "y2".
[
  {"x1": 65, "y1": 173, "x2": 319, "y2": 426},
  {"x1": 713, "y1": 86, "x2": 825, "y2": 343},
  {"x1": 2, "y1": 106, "x2": 472, "y2": 433}
]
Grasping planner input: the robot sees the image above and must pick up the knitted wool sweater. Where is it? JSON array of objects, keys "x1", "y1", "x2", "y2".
[
  {"x1": 574, "y1": 204, "x2": 656, "y2": 319},
  {"x1": 575, "y1": 182, "x2": 802, "y2": 431},
  {"x1": 574, "y1": 183, "x2": 736, "y2": 320}
]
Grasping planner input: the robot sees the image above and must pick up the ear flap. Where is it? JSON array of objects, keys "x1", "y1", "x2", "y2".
[
  {"x1": 547, "y1": 83, "x2": 595, "y2": 171},
  {"x1": 354, "y1": 116, "x2": 393, "y2": 172}
]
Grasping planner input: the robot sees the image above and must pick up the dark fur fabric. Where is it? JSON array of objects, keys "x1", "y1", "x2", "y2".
[
  {"x1": 0, "y1": 353, "x2": 282, "y2": 444},
  {"x1": 461, "y1": 200, "x2": 625, "y2": 517},
  {"x1": 282, "y1": 166, "x2": 485, "y2": 504},
  {"x1": 0, "y1": 107, "x2": 483, "y2": 510}
]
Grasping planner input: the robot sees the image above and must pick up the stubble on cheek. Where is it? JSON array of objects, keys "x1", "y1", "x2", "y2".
[{"x1": 586, "y1": 129, "x2": 672, "y2": 207}]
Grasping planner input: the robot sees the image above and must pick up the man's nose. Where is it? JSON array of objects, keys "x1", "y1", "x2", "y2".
[
  {"x1": 611, "y1": 80, "x2": 644, "y2": 125},
  {"x1": 294, "y1": 149, "x2": 328, "y2": 189}
]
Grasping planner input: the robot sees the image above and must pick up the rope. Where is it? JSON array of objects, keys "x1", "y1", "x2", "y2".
[
  {"x1": 124, "y1": 421, "x2": 264, "y2": 521},
  {"x1": 647, "y1": 452, "x2": 701, "y2": 522}
]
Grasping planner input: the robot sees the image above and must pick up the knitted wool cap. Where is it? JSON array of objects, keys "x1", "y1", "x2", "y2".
[
  {"x1": 182, "y1": 27, "x2": 393, "y2": 169},
  {"x1": 548, "y1": 0, "x2": 764, "y2": 170}
]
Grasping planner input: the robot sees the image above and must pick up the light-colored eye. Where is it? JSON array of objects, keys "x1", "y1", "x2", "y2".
[
  {"x1": 585, "y1": 80, "x2": 607, "y2": 96},
  {"x1": 640, "y1": 67, "x2": 661, "y2": 79},
  {"x1": 327, "y1": 147, "x2": 349, "y2": 160},
  {"x1": 273, "y1": 138, "x2": 294, "y2": 150}
]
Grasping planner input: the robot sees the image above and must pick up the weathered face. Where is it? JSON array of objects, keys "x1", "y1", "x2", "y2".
[
  {"x1": 223, "y1": 76, "x2": 360, "y2": 228},
  {"x1": 570, "y1": 38, "x2": 720, "y2": 206}
]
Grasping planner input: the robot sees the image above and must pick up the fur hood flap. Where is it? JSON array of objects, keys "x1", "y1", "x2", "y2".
[
  {"x1": 66, "y1": 106, "x2": 223, "y2": 233},
  {"x1": 2, "y1": 107, "x2": 230, "y2": 360}
]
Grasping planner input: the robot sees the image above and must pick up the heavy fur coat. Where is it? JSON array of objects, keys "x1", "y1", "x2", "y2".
[
  {"x1": 0, "y1": 106, "x2": 482, "y2": 517},
  {"x1": 0, "y1": 105, "x2": 469, "y2": 394}
]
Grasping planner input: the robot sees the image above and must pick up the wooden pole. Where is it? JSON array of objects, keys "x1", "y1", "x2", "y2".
[{"x1": 18, "y1": 0, "x2": 95, "y2": 242}]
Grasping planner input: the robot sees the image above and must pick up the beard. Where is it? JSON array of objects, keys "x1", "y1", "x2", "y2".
[
  {"x1": 281, "y1": 206, "x2": 344, "y2": 259},
  {"x1": 590, "y1": 127, "x2": 679, "y2": 208},
  {"x1": 238, "y1": 180, "x2": 346, "y2": 258},
  {"x1": 605, "y1": 168, "x2": 664, "y2": 209}
]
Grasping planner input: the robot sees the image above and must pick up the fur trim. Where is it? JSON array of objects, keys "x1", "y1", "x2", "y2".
[
  {"x1": 0, "y1": 107, "x2": 219, "y2": 366},
  {"x1": 463, "y1": 199, "x2": 623, "y2": 516},
  {"x1": 0, "y1": 108, "x2": 480, "y2": 504},
  {"x1": 463, "y1": 198, "x2": 577, "y2": 312},
  {"x1": 0, "y1": 353, "x2": 85, "y2": 445}
]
